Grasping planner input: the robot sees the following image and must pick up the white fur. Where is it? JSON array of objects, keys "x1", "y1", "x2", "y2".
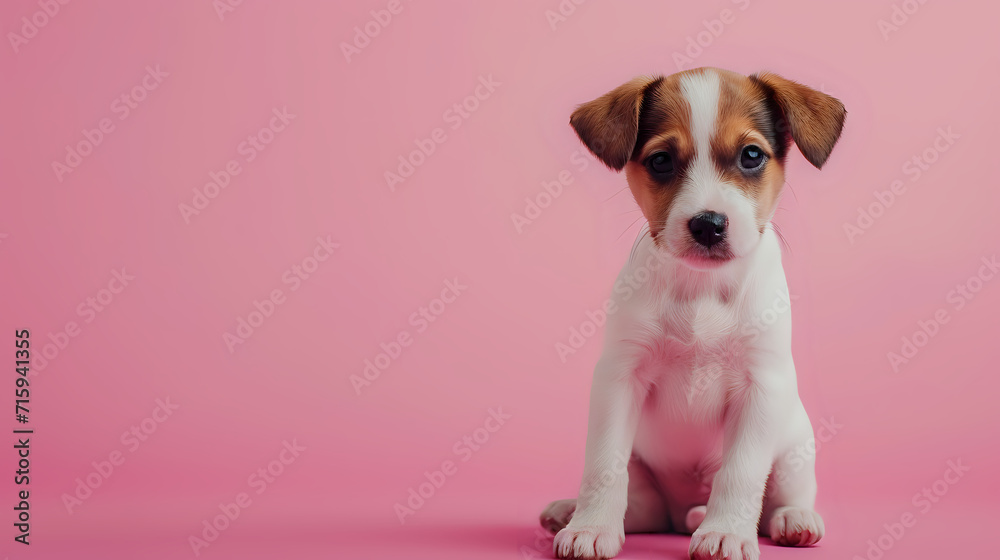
[
  {"x1": 682, "y1": 71, "x2": 720, "y2": 152},
  {"x1": 551, "y1": 69, "x2": 823, "y2": 560}
]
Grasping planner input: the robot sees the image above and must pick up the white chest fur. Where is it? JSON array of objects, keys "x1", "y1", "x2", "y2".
[{"x1": 614, "y1": 232, "x2": 788, "y2": 476}]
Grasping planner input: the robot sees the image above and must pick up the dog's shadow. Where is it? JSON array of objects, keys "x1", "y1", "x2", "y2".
[
  {"x1": 615, "y1": 532, "x2": 692, "y2": 559},
  {"x1": 516, "y1": 528, "x2": 794, "y2": 560},
  {"x1": 378, "y1": 523, "x2": 691, "y2": 558},
  {"x1": 513, "y1": 525, "x2": 692, "y2": 559},
  {"x1": 369, "y1": 523, "x2": 795, "y2": 558}
]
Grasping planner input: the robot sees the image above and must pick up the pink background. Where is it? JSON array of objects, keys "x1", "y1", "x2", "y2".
[{"x1": 2, "y1": 1, "x2": 998, "y2": 558}]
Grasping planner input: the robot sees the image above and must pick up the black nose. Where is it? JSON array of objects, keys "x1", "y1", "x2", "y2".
[{"x1": 688, "y1": 212, "x2": 728, "y2": 248}]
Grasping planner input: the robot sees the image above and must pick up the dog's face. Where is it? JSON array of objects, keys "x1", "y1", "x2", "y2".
[{"x1": 571, "y1": 68, "x2": 845, "y2": 269}]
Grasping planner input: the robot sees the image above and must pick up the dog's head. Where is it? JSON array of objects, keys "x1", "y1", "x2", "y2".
[{"x1": 571, "y1": 68, "x2": 845, "y2": 269}]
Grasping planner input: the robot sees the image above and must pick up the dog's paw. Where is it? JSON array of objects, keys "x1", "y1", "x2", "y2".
[
  {"x1": 684, "y1": 505, "x2": 708, "y2": 534},
  {"x1": 689, "y1": 529, "x2": 759, "y2": 560},
  {"x1": 553, "y1": 522, "x2": 624, "y2": 559},
  {"x1": 768, "y1": 506, "x2": 824, "y2": 547},
  {"x1": 540, "y1": 499, "x2": 577, "y2": 533}
]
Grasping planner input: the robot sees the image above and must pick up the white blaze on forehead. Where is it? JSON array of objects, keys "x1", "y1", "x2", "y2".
[
  {"x1": 679, "y1": 70, "x2": 721, "y2": 156},
  {"x1": 667, "y1": 70, "x2": 757, "y2": 258},
  {"x1": 677, "y1": 70, "x2": 725, "y2": 199}
]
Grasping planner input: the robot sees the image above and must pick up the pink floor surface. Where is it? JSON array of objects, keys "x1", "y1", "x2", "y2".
[{"x1": 22, "y1": 495, "x2": 996, "y2": 558}]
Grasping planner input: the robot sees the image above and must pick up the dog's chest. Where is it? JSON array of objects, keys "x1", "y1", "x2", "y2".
[
  {"x1": 631, "y1": 296, "x2": 750, "y2": 474},
  {"x1": 647, "y1": 294, "x2": 748, "y2": 373},
  {"x1": 635, "y1": 295, "x2": 751, "y2": 425}
]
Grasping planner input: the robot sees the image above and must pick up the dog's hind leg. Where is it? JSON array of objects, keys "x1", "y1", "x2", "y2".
[
  {"x1": 760, "y1": 403, "x2": 825, "y2": 547},
  {"x1": 540, "y1": 499, "x2": 576, "y2": 533}
]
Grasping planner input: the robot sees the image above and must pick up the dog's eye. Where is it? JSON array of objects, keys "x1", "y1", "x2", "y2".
[
  {"x1": 646, "y1": 152, "x2": 674, "y2": 178},
  {"x1": 739, "y1": 145, "x2": 766, "y2": 172}
]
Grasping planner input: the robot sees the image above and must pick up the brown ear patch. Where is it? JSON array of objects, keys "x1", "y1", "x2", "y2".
[
  {"x1": 749, "y1": 72, "x2": 846, "y2": 169},
  {"x1": 569, "y1": 76, "x2": 663, "y2": 171}
]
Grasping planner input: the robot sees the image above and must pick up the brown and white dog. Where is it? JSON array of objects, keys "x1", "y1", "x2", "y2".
[{"x1": 540, "y1": 68, "x2": 845, "y2": 560}]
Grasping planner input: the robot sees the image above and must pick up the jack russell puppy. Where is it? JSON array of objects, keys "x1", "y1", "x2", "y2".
[{"x1": 540, "y1": 68, "x2": 845, "y2": 560}]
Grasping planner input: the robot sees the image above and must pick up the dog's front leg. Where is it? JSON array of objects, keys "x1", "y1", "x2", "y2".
[
  {"x1": 689, "y1": 372, "x2": 791, "y2": 560},
  {"x1": 554, "y1": 355, "x2": 646, "y2": 560}
]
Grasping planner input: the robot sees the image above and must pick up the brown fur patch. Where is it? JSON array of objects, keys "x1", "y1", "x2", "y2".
[
  {"x1": 624, "y1": 74, "x2": 699, "y2": 239},
  {"x1": 624, "y1": 161, "x2": 679, "y2": 240},
  {"x1": 634, "y1": 76, "x2": 694, "y2": 164},
  {"x1": 711, "y1": 70, "x2": 788, "y2": 229}
]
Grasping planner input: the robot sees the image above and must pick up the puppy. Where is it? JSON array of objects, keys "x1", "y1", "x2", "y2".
[{"x1": 540, "y1": 68, "x2": 845, "y2": 560}]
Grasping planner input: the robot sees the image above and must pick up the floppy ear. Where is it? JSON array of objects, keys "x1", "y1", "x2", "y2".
[
  {"x1": 751, "y1": 72, "x2": 846, "y2": 169},
  {"x1": 570, "y1": 76, "x2": 661, "y2": 171}
]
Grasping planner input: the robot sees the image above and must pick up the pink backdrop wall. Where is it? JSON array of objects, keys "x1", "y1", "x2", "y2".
[{"x1": 1, "y1": 1, "x2": 997, "y2": 558}]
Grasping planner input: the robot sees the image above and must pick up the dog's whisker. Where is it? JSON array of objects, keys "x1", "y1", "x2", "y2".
[
  {"x1": 628, "y1": 223, "x2": 651, "y2": 264},
  {"x1": 772, "y1": 222, "x2": 792, "y2": 254},
  {"x1": 784, "y1": 180, "x2": 799, "y2": 203},
  {"x1": 602, "y1": 187, "x2": 630, "y2": 203},
  {"x1": 617, "y1": 215, "x2": 646, "y2": 241}
]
